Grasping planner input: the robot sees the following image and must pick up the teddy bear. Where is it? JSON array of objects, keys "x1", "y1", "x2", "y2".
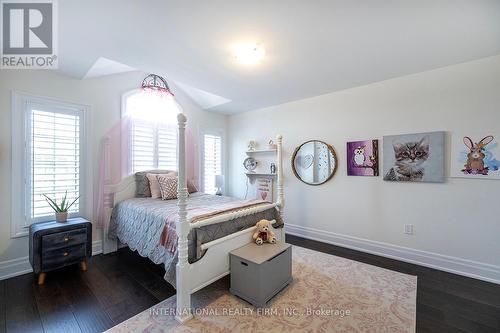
[{"x1": 252, "y1": 219, "x2": 277, "y2": 245}]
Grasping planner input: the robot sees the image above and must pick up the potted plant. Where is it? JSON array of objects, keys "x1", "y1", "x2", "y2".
[{"x1": 43, "y1": 191, "x2": 79, "y2": 223}]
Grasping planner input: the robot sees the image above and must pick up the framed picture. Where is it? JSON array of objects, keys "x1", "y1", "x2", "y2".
[
  {"x1": 347, "y1": 140, "x2": 379, "y2": 176},
  {"x1": 256, "y1": 177, "x2": 273, "y2": 202},
  {"x1": 450, "y1": 134, "x2": 500, "y2": 180},
  {"x1": 383, "y1": 131, "x2": 445, "y2": 183}
]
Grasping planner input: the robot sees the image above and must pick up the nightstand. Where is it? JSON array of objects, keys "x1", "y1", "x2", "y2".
[{"x1": 29, "y1": 218, "x2": 92, "y2": 285}]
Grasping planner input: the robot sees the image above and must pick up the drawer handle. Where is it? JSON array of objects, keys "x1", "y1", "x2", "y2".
[
  {"x1": 63, "y1": 252, "x2": 69, "y2": 257},
  {"x1": 240, "y1": 261, "x2": 248, "y2": 266}
]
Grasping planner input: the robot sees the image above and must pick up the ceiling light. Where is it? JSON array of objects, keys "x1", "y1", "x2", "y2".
[{"x1": 232, "y1": 43, "x2": 265, "y2": 65}]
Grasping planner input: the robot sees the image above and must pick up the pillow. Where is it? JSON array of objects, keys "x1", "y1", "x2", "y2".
[
  {"x1": 187, "y1": 179, "x2": 198, "y2": 194},
  {"x1": 135, "y1": 170, "x2": 177, "y2": 197},
  {"x1": 157, "y1": 175, "x2": 178, "y2": 200},
  {"x1": 146, "y1": 173, "x2": 172, "y2": 199}
]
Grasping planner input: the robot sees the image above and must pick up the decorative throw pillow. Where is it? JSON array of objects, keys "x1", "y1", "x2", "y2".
[
  {"x1": 187, "y1": 179, "x2": 198, "y2": 194},
  {"x1": 146, "y1": 173, "x2": 172, "y2": 199},
  {"x1": 157, "y1": 175, "x2": 178, "y2": 200},
  {"x1": 135, "y1": 170, "x2": 177, "y2": 197}
]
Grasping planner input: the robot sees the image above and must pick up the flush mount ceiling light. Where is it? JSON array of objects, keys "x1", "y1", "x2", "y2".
[{"x1": 232, "y1": 43, "x2": 265, "y2": 65}]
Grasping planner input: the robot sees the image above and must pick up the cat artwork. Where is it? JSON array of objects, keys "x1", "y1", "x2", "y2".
[
  {"x1": 347, "y1": 140, "x2": 379, "y2": 176},
  {"x1": 384, "y1": 137, "x2": 429, "y2": 181},
  {"x1": 383, "y1": 132, "x2": 445, "y2": 183}
]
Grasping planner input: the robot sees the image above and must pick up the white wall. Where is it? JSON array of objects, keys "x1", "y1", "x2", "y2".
[
  {"x1": 228, "y1": 55, "x2": 500, "y2": 283},
  {"x1": 0, "y1": 70, "x2": 227, "y2": 278}
]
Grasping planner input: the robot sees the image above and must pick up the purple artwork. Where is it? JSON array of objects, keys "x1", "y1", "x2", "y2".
[{"x1": 347, "y1": 140, "x2": 379, "y2": 176}]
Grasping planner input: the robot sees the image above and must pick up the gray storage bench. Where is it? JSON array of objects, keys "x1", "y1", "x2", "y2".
[{"x1": 229, "y1": 242, "x2": 292, "y2": 308}]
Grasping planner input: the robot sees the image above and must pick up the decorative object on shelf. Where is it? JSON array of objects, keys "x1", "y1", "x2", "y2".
[
  {"x1": 270, "y1": 163, "x2": 276, "y2": 174},
  {"x1": 347, "y1": 140, "x2": 379, "y2": 176},
  {"x1": 141, "y1": 74, "x2": 174, "y2": 96},
  {"x1": 383, "y1": 131, "x2": 445, "y2": 183},
  {"x1": 268, "y1": 140, "x2": 277, "y2": 150},
  {"x1": 292, "y1": 140, "x2": 338, "y2": 186},
  {"x1": 243, "y1": 157, "x2": 258, "y2": 172},
  {"x1": 247, "y1": 139, "x2": 258, "y2": 151},
  {"x1": 451, "y1": 134, "x2": 500, "y2": 180},
  {"x1": 215, "y1": 175, "x2": 224, "y2": 195},
  {"x1": 256, "y1": 177, "x2": 273, "y2": 202},
  {"x1": 29, "y1": 218, "x2": 92, "y2": 285},
  {"x1": 43, "y1": 191, "x2": 80, "y2": 223}
]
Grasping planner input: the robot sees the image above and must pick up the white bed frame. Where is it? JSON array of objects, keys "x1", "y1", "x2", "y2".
[{"x1": 102, "y1": 113, "x2": 284, "y2": 323}]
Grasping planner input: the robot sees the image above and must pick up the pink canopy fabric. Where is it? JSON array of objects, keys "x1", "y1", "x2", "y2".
[{"x1": 94, "y1": 100, "x2": 197, "y2": 228}]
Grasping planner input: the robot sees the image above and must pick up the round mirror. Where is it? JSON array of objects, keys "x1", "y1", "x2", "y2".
[{"x1": 292, "y1": 140, "x2": 338, "y2": 185}]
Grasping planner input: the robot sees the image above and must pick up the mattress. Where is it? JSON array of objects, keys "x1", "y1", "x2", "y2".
[{"x1": 108, "y1": 192, "x2": 277, "y2": 286}]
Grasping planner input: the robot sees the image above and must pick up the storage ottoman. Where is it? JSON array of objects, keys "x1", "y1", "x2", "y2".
[{"x1": 229, "y1": 242, "x2": 292, "y2": 308}]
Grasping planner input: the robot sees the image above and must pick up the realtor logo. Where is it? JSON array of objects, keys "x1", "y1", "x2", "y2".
[{"x1": 1, "y1": 0, "x2": 58, "y2": 69}]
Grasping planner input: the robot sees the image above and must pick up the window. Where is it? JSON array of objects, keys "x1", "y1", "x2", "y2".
[
  {"x1": 123, "y1": 91, "x2": 179, "y2": 173},
  {"x1": 202, "y1": 133, "x2": 222, "y2": 194},
  {"x1": 11, "y1": 92, "x2": 87, "y2": 237}
]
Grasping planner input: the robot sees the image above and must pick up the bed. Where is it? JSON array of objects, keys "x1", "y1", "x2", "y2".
[
  {"x1": 102, "y1": 113, "x2": 284, "y2": 322},
  {"x1": 108, "y1": 193, "x2": 279, "y2": 286}
]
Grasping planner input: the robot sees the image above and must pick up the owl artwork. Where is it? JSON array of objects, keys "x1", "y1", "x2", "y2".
[
  {"x1": 353, "y1": 146, "x2": 366, "y2": 166},
  {"x1": 347, "y1": 140, "x2": 379, "y2": 177}
]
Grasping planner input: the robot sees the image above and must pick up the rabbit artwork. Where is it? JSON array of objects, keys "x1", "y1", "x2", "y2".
[{"x1": 462, "y1": 136, "x2": 494, "y2": 175}]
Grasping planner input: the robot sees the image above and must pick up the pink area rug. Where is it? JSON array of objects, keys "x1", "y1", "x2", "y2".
[{"x1": 107, "y1": 246, "x2": 417, "y2": 333}]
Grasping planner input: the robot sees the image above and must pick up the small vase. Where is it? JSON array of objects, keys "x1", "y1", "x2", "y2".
[{"x1": 56, "y1": 212, "x2": 68, "y2": 223}]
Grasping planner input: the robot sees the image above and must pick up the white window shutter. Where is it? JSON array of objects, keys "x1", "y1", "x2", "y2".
[
  {"x1": 131, "y1": 120, "x2": 155, "y2": 172},
  {"x1": 203, "y1": 134, "x2": 222, "y2": 194},
  {"x1": 28, "y1": 107, "x2": 82, "y2": 221},
  {"x1": 157, "y1": 125, "x2": 177, "y2": 171},
  {"x1": 126, "y1": 92, "x2": 178, "y2": 173}
]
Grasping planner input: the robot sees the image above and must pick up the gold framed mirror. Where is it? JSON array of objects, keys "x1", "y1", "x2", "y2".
[{"x1": 292, "y1": 140, "x2": 338, "y2": 185}]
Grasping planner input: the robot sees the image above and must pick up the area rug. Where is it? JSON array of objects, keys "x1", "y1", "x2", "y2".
[{"x1": 107, "y1": 246, "x2": 417, "y2": 333}]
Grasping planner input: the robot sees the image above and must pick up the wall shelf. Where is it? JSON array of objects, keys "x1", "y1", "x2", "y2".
[
  {"x1": 246, "y1": 149, "x2": 277, "y2": 154},
  {"x1": 245, "y1": 172, "x2": 277, "y2": 177}
]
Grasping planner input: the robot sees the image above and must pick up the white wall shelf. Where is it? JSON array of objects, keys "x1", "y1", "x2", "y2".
[
  {"x1": 245, "y1": 172, "x2": 277, "y2": 177},
  {"x1": 246, "y1": 149, "x2": 277, "y2": 154}
]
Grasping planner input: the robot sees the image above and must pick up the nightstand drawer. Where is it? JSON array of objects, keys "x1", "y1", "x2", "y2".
[
  {"x1": 42, "y1": 243, "x2": 86, "y2": 271},
  {"x1": 42, "y1": 228, "x2": 87, "y2": 251}
]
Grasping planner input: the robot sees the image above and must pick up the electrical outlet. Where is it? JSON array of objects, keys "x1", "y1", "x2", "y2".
[{"x1": 404, "y1": 224, "x2": 414, "y2": 235}]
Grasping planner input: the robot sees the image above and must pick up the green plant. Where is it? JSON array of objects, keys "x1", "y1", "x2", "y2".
[{"x1": 43, "y1": 191, "x2": 79, "y2": 213}]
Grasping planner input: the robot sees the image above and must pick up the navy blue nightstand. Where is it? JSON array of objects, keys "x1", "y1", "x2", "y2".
[{"x1": 29, "y1": 218, "x2": 92, "y2": 285}]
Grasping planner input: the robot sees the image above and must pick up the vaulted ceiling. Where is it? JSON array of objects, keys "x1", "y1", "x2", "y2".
[{"x1": 59, "y1": 0, "x2": 500, "y2": 114}]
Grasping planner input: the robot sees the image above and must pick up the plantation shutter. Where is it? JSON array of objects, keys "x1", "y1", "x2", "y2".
[
  {"x1": 157, "y1": 125, "x2": 177, "y2": 170},
  {"x1": 203, "y1": 133, "x2": 222, "y2": 194},
  {"x1": 130, "y1": 121, "x2": 178, "y2": 173},
  {"x1": 28, "y1": 105, "x2": 83, "y2": 222},
  {"x1": 126, "y1": 91, "x2": 179, "y2": 174},
  {"x1": 131, "y1": 120, "x2": 155, "y2": 172}
]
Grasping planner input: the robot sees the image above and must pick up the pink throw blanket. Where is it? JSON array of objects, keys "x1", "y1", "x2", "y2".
[{"x1": 160, "y1": 199, "x2": 267, "y2": 253}]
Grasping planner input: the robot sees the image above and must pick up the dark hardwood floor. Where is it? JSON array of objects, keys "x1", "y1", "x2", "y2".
[
  {"x1": 0, "y1": 235, "x2": 498, "y2": 332},
  {"x1": 0, "y1": 249, "x2": 175, "y2": 333}
]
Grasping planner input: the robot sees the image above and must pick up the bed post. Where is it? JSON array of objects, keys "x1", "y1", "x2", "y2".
[
  {"x1": 276, "y1": 135, "x2": 285, "y2": 234},
  {"x1": 175, "y1": 113, "x2": 193, "y2": 323}
]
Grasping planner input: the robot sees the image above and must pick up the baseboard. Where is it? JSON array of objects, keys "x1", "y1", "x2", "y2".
[
  {"x1": 92, "y1": 240, "x2": 103, "y2": 255},
  {"x1": 0, "y1": 256, "x2": 32, "y2": 280},
  {"x1": 0, "y1": 239, "x2": 104, "y2": 281},
  {"x1": 286, "y1": 223, "x2": 500, "y2": 285}
]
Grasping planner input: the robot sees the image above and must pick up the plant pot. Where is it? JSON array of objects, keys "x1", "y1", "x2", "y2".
[{"x1": 55, "y1": 212, "x2": 68, "y2": 223}]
